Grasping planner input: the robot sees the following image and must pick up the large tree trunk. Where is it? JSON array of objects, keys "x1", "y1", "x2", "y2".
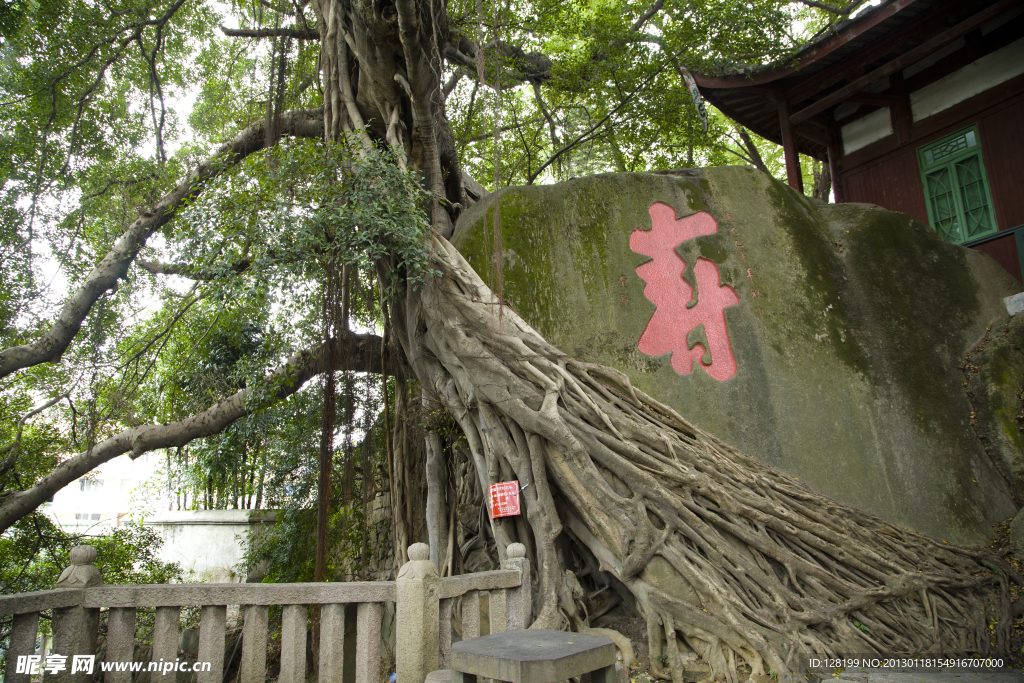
[{"x1": 309, "y1": 1, "x2": 1019, "y2": 679}]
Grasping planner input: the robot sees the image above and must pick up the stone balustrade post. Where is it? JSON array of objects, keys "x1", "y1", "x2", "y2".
[
  {"x1": 501, "y1": 543, "x2": 532, "y2": 630},
  {"x1": 396, "y1": 543, "x2": 439, "y2": 683},
  {"x1": 50, "y1": 546, "x2": 103, "y2": 683},
  {"x1": 4, "y1": 612, "x2": 39, "y2": 683}
]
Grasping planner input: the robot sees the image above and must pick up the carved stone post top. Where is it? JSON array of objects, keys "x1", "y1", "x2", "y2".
[
  {"x1": 397, "y1": 543, "x2": 438, "y2": 580},
  {"x1": 501, "y1": 544, "x2": 529, "y2": 573},
  {"x1": 70, "y1": 545, "x2": 97, "y2": 565},
  {"x1": 56, "y1": 545, "x2": 103, "y2": 589},
  {"x1": 408, "y1": 543, "x2": 430, "y2": 561}
]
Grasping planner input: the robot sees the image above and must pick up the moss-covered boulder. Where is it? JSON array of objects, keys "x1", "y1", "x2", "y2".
[{"x1": 452, "y1": 166, "x2": 1024, "y2": 544}]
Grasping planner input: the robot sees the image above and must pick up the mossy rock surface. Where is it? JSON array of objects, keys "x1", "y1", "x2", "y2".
[{"x1": 453, "y1": 167, "x2": 1024, "y2": 544}]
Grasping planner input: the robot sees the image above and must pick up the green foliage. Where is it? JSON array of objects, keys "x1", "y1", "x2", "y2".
[
  {"x1": 236, "y1": 374, "x2": 393, "y2": 581},
  {"x1": 0, "y1": 0, "x2": 217, "y2": 352},
  {"x1": 172, "y1": 137, "x2": 437, "y2": 305},
  {"x1": 448, "y1": 0, "x2": 832, "y2": 187},
  {"x1": 0, "y1": 0, "x2": 30, "y2": 39},
  {"x1": 0, "y1": 513, "x2": 181, "y2": 596},
  {"x1": 132, "y1": 136, "x2": 427, "y2": 544},
  {"x1": 245, "y1": 504, "x2": 364, "y2": 583}
]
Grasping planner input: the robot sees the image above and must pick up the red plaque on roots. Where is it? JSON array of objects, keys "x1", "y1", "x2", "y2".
[{"x1": 489, "y1": 481, "x2": 521, "y2": 518}]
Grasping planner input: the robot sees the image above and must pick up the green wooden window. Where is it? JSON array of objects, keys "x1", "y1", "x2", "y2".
[{"x1": 918, "y1": 125, "x2": 997, "y2": 244}]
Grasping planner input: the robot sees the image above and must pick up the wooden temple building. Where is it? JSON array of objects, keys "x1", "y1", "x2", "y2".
[{"x1": 695, "y1": 0, "x2": 1024, "y2": 280}]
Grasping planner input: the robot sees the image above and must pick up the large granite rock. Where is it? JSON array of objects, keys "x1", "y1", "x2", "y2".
[{"x1": 452, "y1": 166, "x2": 1024, "y2": 544}]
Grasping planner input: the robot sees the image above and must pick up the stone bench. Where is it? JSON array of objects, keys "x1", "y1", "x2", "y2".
[{"x1": 450, "y1": 629, "x2": 617, "y2": 683}]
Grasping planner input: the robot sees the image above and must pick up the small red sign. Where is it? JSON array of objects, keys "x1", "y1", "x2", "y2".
[{"x1": 489, "y1": 481, "x2": 521, "y2": 518}]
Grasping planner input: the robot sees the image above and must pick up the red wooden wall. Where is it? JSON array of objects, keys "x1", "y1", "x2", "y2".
[
  {"x1": 837, "y1": 83, "x2": 1024, "y2": 282},
  {"x1": 982, "y1": 98, "x2": 1024, "y2": 231},
  {"x1": 842, "y1": 152, "x2": 928, "y2": 223}
]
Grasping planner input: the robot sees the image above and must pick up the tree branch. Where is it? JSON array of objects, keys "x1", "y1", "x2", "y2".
[
  {"x1": 220, "y1": 25, "x2": 320, "y2": 40},
  {"x1": 629, "y1": 0, "x2": 664, "y2": 32},
  {"x1": 444, "y1": 40, "x2": 552, "y2": 88},
  {"x1": 0, "y1": 108, "x2": 323, "y2": 381},
  {"x1": 442, "y1": 72, "x2": 463, "y2": 97},
  {"x1": 465, "y1": 119, "x2": 544, "y2": 144},
  {"x1": 527, "y1": 63, "x2": 668, "y2": 184},
  {"x1": 136, "y1": 257, "x2": 253, "y2": 279},
  {"x1": 445, "y1": 44, "x2": 477, "y2": 72},
  {"x1": 794, "y1": 0, "x2": 867, "y2": 16},
  {"x1": 257, "y1": 0, "x2": 297, "y2": 15},
  {"x1": 393, "y1": 0, "x2": 452, "y2": 234},
  {"x1": 724, "y1": 146, "x2": 756, "y2": 167},
  {"x1": 0, "y1": 394, "x2": 69, "y2": 481},
  {"x1": 736, "y1": 126, "x2": 770, "y2": 176},
  {"x1": 532, "y1": 83, "x2": 560, "y2": 149},
  {"x1": 0, "y1": 330, "x2": 389, "y2": 533}
]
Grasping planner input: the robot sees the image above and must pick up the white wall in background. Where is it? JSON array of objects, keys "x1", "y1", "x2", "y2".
[
  {"x1": 842, "y1": 107, "x2": 893, "y2": 155},
  {"x1": 144, "y1": 510, "x2": 276, "y2": 582},
  {"x1": 911, "y1": 37, "x2": 1024, "y2": 122}
]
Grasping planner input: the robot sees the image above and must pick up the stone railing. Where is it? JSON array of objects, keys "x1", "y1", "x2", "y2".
[{"x1": 0, "y1": 542, "x2": 530, "y2": 683}]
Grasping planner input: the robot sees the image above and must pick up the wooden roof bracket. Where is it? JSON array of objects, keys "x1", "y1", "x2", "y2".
[{"x1": 790, "y1": 0, "x2": 1021, "y2": 125}]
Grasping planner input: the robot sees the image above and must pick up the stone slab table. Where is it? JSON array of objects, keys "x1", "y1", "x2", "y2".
[{"x1": 450, "y1": 629, "x2": 616, "y2": 683}]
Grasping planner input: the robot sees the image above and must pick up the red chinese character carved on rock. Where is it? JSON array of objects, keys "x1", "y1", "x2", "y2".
[{"x1": 630, "y1": 203, "x2": 739, "y2": 381}]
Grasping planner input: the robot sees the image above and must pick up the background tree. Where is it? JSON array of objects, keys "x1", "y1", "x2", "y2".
[{"x1": 0, "y1": 0, "x2": 1018, "y2": 679}]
